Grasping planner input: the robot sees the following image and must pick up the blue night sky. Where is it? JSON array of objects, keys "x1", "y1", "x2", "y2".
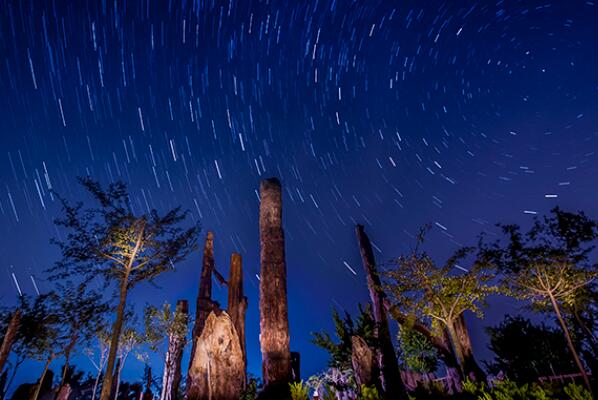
[{"x1": 1, "y1": 0, "x2": 597, "y2": 391}]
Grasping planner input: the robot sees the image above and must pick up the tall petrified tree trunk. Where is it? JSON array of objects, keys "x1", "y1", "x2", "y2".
[
  {"x1": 187, "y1": 231, "x2": 220, "y2": 400},
  {"x1": 160, "y1": 300, "x2": 188, "y2": 400},
  {"x1": 259, "y1": 178, "x2": 291, "y2": 398},
  {"x1": 0, "y1": 309, "x2": 20, "y2": 374},
  {"x1": 453, "y1": 313, "x2": 486, "y2": 382},
  {"x1": 355, "y1": 225, "x2": 407, "y2": 399},
  {"x1": 227, "y1": 252, "x2": 247, "y2": 381}
]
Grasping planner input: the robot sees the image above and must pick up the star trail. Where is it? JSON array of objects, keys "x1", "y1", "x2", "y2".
[{"x1": 1, "y1": 0, "x2": 597, "y2": 388}]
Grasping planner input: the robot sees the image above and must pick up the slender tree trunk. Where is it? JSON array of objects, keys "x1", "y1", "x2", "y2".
[
  {"x1": 91, "y1": 369, "x2": 102, "y2": 400},
  {"x1": 114, "y1": 360, "x2": 124, "y2": 400},
  {"x1": 549, "y1": 294, "x2": 592, "y2": 393},
  {"x1": 160, "y1": 300, "x2": 188, "y2": 400},
  {"x1": 453, "y1": 314, "x2": 486, "y2": 382},
  {"x1": 0, "y1": 309, "x2": 20, "y2": 374},
  {"x1": 99, "y1": 278, "x2": 129, "y2": 400},
  {"x1": 227, "y1": 252, "x2": 247, "y2": 382},
  {"x1": 355, "y1": 224, "x2": 408, "y2": 399},
  {"x1": 32, "y1": 355, "x2": 53, "y2": 400}
]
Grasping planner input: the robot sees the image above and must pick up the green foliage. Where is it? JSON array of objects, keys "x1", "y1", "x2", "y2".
[
  {"x1": 239, "y1": 377, "x2": 260, "y2": 400},
  {"x1": 289, "y1": 381, "x2": 309, "y2": 400},
  {"x1": 485, "y1": 315, "x2": 574, "y2": 382},
  {"x1": 311, "y1": 304, "x2": 376, "y2": 369},
  {"x1": 563, "y1": 382, "x2": 593, "y2": 400},
  {"x1": 397, "y1": 323, "x2": 438, "y2": 374},
  {"x1": 458, "y1": 379, "x2": 592, "y2": 400},
  {"x1": 358, "y1": 385, "x2": 381, "y2": 400},
  {"x1": 48, "y1": 177, "x2": 200, "y2": 290},
  {"x1": 143, "y1": 301, "x2": 188, "y2": 352},
  {"x1": 384, "y1": 229, "x2": 497, "y2": 334}
]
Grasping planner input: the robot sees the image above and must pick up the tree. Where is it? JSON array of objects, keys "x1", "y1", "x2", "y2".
[
  {"x1": 114, "y1": 315, "x2": 146, "y2": 400},
  {"x1": 396, "y1": 323, "x2": 438, "y2": 377},
  {"x1": 85, "y1": 327, "x2": 111, "y2": 400},
  {"x1": 312, "y1": 304, "x2": 376, "y2": 370},
  {"x1": 50, "y1": 282, "x2": 109, "y2": 393},
  {"x1": 48, "y1": 177, "x2": 199, "y2": 400},
  {"x1": 486, "y1": 315, "x2": 575, "y2": 382},
  {"x1": 384, "y1": 230, "x2": 497, "y2": 381},
  {"x1": 479, "y1": 207, "x2": 597, "y2": 391},
  {"x1": 143, "y1": 301, "x2": 189, "y2": 400}
]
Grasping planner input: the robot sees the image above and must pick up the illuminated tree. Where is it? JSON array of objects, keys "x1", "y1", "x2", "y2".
[
  {"x1": 396, "y1": 323, "x2": 438, "y2": 377},
  {"x1": 48, "y1": 177, "x2": 199, "y2": 400},
  {"x1": 384, "y1": 230, "x2": 497, "y2": 381},
  {"x1": 479, "y1": 207, "x2": 597, "y2": 392}
]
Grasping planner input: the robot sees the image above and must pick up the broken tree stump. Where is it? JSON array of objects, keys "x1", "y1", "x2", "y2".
[
  {"x1": 454, "y1": 313, "x2": 486, "y2": 382},
  {"x1": 227, "y1": 252, "x2": 248, "y2": 382},
  {"x1": 259, "y1": 178, "x2": 291, "y2": 398},
  {"x1": 187, "y1": 231, "x2": 221, "y2": 400},
  {"x1": 355, "y1": 224, "x2": 407, "y2": 399},
  {"x1": 160, "y1": 300, "x2": 188, "y2": 400},
  {"x1": 351, "y1": 335, "x2": 377, "y2": 389},
  {"x1": 187, "y1": 312, "x2": 246, "y2": 400}
]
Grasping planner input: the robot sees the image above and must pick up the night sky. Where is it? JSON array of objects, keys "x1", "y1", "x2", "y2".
[{"x1": 1, "y1": 0, "x2": 598, "y2": 390}]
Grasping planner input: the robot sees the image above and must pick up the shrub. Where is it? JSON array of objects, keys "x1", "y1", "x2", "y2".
[{"x1": 289, "y1": 381, "x2": 310, "y2": 400}]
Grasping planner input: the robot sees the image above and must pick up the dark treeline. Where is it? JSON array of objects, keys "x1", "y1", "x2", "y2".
[{"x1": 0, "y1": 177, "x2": 596, "y2": 400}]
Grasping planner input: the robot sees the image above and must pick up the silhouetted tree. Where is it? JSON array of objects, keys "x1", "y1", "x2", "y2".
[
  {"x1": 47, "y1": 177, "x2": 199, "y2": 400},
  {"x1": 486, "y1": 315, "x2": 575, "y2": 382},
  {"x1": 479, "y1": 207, "x2": 597, "y2": 391}
]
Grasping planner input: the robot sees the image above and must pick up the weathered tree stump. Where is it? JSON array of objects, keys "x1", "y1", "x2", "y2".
[
  {"x1": 187, "y1": 232, "x2": 221, "y2": 400},
  {"x1": 355, "y1": 224, "x2": 407, "y2": 399},
  {"x1": 454, "y1": 313, "x2": 486, "y2": 382},
  {"x1": 351, "y1": 335, "x2": 377, "y2": 389},
  {"x1": 187, "y1": 312, "x2": 245, "y2": 400},
  {"x1": 55, "y1": 384, "x2": 71, "y2": 400},
  {"x1": 258, "y1": 178, "x2": 291, "y2": 397},
  {"x1": 227, "y1": 252, "x2": 248, "y2": 381}
]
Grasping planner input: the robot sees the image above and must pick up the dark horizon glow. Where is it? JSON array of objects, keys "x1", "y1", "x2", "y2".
[{"x1": 1, "y1": 0, "x2": 597, "y2": 392}]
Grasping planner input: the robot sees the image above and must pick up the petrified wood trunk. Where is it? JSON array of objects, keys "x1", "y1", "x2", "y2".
[
  {"x1": 355, "y1": 225, "x2": 407, "y2": 399},
  {"x1": 259, "y1": 178, "x2": 291, "y2": 397},
  {"x1": 56, "y1": 384, "x2": 71, "y2": 400},
  {"x1": 0, "y1": 308, "x2": 20, "y2": 374},
  {"x1": 160, "y1": 300, "x2": 188, "y2": 400},
  {"x1": 187, "y1": 312, "x2": 245, "y2": 400},
  {"x1": 227, "y1": 252, "x2": 247, "y2": 380},
  {"x1": 351, "y1": 335, "x2": 377, "y2": 389},
  {"x1": 454, "y1": 313, "x2": 486, "y2": 382},
  {"x1": 187, "y1": 231, "x2": 221, "y2": 400}
]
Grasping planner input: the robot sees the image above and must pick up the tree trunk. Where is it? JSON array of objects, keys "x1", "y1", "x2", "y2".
[
  {"x1": 258, "y1": 178, "x2": 291, "y2": 398},
  {"x1": 56, "y1": 384, "x2": 71, "y2": 400},
  {"x1": 386, "y1": 303, "x2": 462, "y2": 392},
  {"x1": 445, "y1": 321, "x2": 467, "y2": 377},
  {"x1": 99, "y1": 278, "x2": 129, "y2": 400},
  {"x1": 351, "y1": 335, "x2": 377, "y2": 390},
  {"x1": 160, "y1": 300, "x2": 188, "y2": 400},
  {"x1": 355, "y1": 224, "x2": 408, "y2": 399},
  {"x1": 453, "y1": 313, "x2": 486, "y2": 382},
  {"x1": 32, "y1": 355, "x2": 53, "y2": 400},
  {"x1": 187, "y1": 312, "x2": 246, "y2": 400},
  {"x1": 227, "y1": 252, "x2": 247, "y2": 381},
  {"x1": 187, "y1": 231, "x2": 221, "y2": 400},
  {"x1": 0, "y1": 309, "x2": 20, "y2": 374},
  {"x1": 91, "y1": 370, "x2": 102, "y2": 400},
  {"x1": 549, "y1": 294, "x2": 592, "y2": 393},
  {"x1": 114, "y1": 359, "x2": 124, "y2": 400}
]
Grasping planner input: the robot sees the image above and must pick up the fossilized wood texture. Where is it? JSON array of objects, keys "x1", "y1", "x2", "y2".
[
  {"x1": 0, "y1": 309, "x2": 20, "y2": 374},
  {"x1": 187, "y1": 312, "x2": 245, "y2": 400},
  {"x1": 227, "y1": 252, "x2": 247, "y2": 378},
  {"x1": 355, "y1": 224, "x2": 407, "y2": 399},
  {"x1": 351, "y1": 336, "x2": 376, "y2": 389},
  {"x1": 259, "y1": 178, "x2": 291, "y2": 388},
  {"x1": 56, "y1": 384, "x2": 71, "y2": 400},
  {"x1": 187, "y1": 231, "x2": 221, "y2": 399},
  {"x1": 160, "y1": 300, "x2": 188, "y2": 400},
  {"x1": 454, "y1": 313, "x2": 486, "y2": 382}
]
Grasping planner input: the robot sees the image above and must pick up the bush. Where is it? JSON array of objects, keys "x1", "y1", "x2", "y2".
[{"x1": 289, "y1": 381, "x2": 310, "y2": 400}]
